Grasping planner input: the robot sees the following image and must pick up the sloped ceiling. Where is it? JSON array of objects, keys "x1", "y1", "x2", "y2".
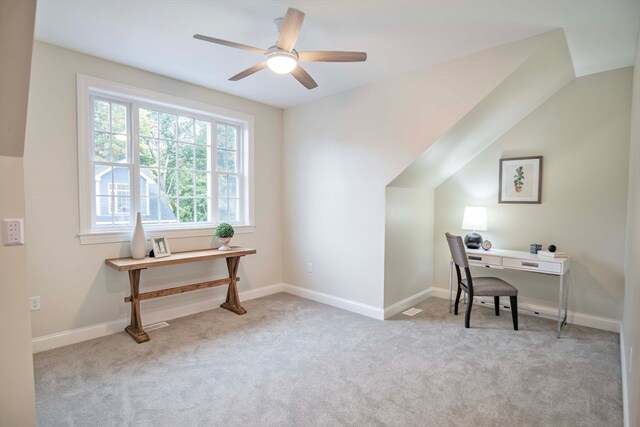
[
  {"x1": 390, "y1": 30, "x2": 575, "y2": 189},
  {"x1": 34, "y1": 0, "x2": 639, "y2": 108}
]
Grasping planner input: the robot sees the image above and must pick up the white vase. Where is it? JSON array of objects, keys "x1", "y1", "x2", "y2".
[
  {"x1": 130, "y1": 212, "x2": 146, "y2": 259},
  {"x1": 218, "y1": 237, "x2": 231, "y2": 251}
]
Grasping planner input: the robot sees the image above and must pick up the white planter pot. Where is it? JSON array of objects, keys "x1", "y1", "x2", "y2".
[{"x1": 217, "y1": 237, "x2": 231, "y2": 251}]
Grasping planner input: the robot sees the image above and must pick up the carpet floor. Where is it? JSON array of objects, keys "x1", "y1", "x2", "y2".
[{"x1": 34, "y1": 293, "x2": 622, "y2": 426}]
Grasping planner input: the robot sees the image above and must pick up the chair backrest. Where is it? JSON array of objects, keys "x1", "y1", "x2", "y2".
[{"x1": 445, "y1": 232, "x2": 469, "y2": 268}]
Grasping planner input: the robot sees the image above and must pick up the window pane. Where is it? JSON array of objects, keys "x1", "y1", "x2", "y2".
[
  {"x1": 177, "y1": 143, "x2": 194, "y2": 170},
  {"x1": 225, "y1": 150, "x2": 236, "y2": 173},
  {"x1": 178, "y1": 116, "x2": 194, "y2": 142},
  {"x1": 196, "y1": 198, "x2": 209, "y2": 222},
  {"x1": 139, "y1": 168, "x2": 157, "y2": 197},
  {"x1": 93, "y1": 100, "x2": 110, "y2": 132},
  {"x1": 195, "y1": 145, "x2": 208, "y2": 171},
  {"x1": 178, "y1": 198, "x2": 194, "y2": 222},
  {"x1": 159, "y1": 112, "x2": 176, "y2": 140},
  {"x1": 195, "y1": 120, "x2": 209, "y2": 145},
  {"x1": 225, "y1": 126, "x2": 237, "y2": 150},
  {"x1": 94, "y1": 132, "x2": 110, "y2": 161},
  {"x1": 216, "y1": 149, "x2": 226, "y2": 172},
  {"x1": 159, "y1": 140, "x2": 176, "y2": 169},
  {"x1": 227, "y1": 175, "x2": 239, "y2": 198},
  {"x1": 218, "y1": 198, "x2": 228, "y2": 221},
  {"x1": 160, "y1": 169, "x2": 177, "y2": 197},
  {"x1": 139, "y1": 108, "x2": 158, "y2": 137},
  {"x1": 139, "y1": 138, "x2": 157, "y2": 167},
  {"x1": 195, "y1": 172, "x2": 209, "y2": 198},
  {"x1": 218, "y1": 175, "x2": 228, "y2": 198},
  {"x1": 95, "y1": 196, "x2": 112, "y2": 224},
  {"x1": 228, "y1": 199, "x2": 239, "y2": 222},
  {"x1": 140, "y1": 197, "x2": 156, "y2": 220},
  {"x1": 112, "y1": 135, "x2": 127, "y2": 162},
  {"x1": 178, "y1": 171, "x2": 194, "y2": 197},
  {"x1": 161, "y1": 197, "x2": 178, "y2": 222},
  {"x1": 95, "y1": 165, "x2": 111, "y2": 196},
  {"x1": 111, "y1": 103, "x2": 127, "y2": 134},
  {"x1": 216, "y1": 124, "x2": 226, "y2": 148}
]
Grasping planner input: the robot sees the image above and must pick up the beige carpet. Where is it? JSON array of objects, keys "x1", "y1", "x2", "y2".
[{"x1": 34, "y1": 293, "x2": 622, "y2": 426}]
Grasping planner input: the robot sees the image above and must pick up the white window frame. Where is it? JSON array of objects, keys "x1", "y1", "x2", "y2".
[{"x1": 77, "y1": 74, "x2": 255, "y2": 244}]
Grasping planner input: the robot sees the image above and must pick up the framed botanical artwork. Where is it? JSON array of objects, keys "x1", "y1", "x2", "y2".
[
  {"x1": 498, "y1": 156, "x2": 543, "y2": 204},
  {"x1": 151, "y1": 236, "x2": 171, "y2": 258}
]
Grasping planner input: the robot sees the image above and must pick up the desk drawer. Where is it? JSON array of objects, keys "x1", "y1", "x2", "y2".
[
  {"x1": 467, "y1": 254, "x2": 501, "y2": 267},
  {"x1": 502, "y1": 257, "x2": 562, "y2": 274}
]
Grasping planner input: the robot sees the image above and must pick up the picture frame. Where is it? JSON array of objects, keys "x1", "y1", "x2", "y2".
[
  {"x1": 498, "y1": 156, "x2": 543, "y2": 204},
  {"x1": 151, "y1": 236, "x2": 171, "y2": 258}
]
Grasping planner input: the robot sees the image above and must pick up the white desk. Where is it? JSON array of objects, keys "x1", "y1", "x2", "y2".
[{"x1": 449, "y1": 248, "x2": 571, "y2": 338}]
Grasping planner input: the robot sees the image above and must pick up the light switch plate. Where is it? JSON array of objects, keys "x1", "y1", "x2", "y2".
[{"x1": 2, "y1": 219, "x2": 25, "y2": 246}]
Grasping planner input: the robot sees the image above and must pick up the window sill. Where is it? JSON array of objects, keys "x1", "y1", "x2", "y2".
[{"x1": 78, "y1": 225, "x2": 256, "y2": 245}]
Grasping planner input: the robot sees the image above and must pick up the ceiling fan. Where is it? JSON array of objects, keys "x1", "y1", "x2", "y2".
[{"x1": 193, "y1": 7, "x2": 367, "y2": 90}]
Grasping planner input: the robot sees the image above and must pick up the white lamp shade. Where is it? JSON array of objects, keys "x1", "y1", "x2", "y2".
[{"x1": 461, "y1": 206, "x2": 487, "y2": 231}]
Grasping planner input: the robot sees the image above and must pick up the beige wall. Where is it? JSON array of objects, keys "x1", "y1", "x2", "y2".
[
  {"x1": 434, "y1": 68, "x2": 632, "y2": 321},
  {"x1": 24, "y1": 42, "x2": 283, "y2": 338},
  {"x1": 282, "y1": 34, "x2": 563, "y2": 309},
  {"x1": 0, "y1": 1, "x2": 37, "y2": 426},
  {"x1": 622, "y1": 30, "x2": 640, "y2": 427},
  {"x1": 0, "y1": 157, "x2": 36, "y2": 426}
]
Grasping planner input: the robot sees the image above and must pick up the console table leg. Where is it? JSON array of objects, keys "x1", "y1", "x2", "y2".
[
  {"x1": 220, "y1": 256, "x2": 247, "y2": 315},
  {"x1": 125, "y1": 269, "x2": 149, "y2": 343}
]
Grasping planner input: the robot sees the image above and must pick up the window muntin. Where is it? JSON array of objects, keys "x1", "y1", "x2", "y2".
[{"x1": 85, "y1": 88, "x2": 248, "y2": 234}]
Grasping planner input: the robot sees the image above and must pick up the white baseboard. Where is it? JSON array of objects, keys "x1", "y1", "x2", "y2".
[
  {"x1": 32, "y1": 283, "x2": 285, "y2": 353},
  {"x1": 620, "y1": 330, "x2": 629, "y2": 427},
  {"x1": 429, "y1": 286, "x2": 621, "y2": 333},
  {"x1": 282, "y1": 284, "x2": 384, "y2": 320},
  {"x1": 383, "y1": 288, "x2": 432, "y2": 319}
]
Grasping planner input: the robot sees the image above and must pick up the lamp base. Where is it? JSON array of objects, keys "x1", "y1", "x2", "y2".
[{"x1": 464, "y1": 232, "x2": 483, "y2": 249}]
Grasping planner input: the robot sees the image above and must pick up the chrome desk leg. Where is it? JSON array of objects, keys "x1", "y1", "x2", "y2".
[
  {"x1": 449, "y1": 260, "x2": 453, "y2": 313},
  {"x1": 563, "y1": 272, "x2": 570, "y2": 325}
]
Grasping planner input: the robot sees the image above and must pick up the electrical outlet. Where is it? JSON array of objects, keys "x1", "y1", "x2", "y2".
[
  {"x1": 307, "y1": 262, "x2": 313, "y2": 273},
  {"x1": 2, "y1": 219, "x2": 25, "y2": 246},
  {"x1": 30, "y1": 296, "x2": 41, "y2": 311}
]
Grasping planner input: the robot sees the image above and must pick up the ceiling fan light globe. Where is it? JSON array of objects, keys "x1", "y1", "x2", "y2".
[{"x1": 267, "y1": 53, "x2": 297, "y2": 74}]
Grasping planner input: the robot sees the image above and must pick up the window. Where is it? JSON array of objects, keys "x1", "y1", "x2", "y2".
[{"x1": 77, "y1": 75, "x2": 254, "y2": 243}]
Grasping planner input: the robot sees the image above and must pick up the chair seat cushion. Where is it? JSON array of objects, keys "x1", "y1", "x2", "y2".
[{"x1": 461, "y1": 277, "x2": 518, "y2": 296}]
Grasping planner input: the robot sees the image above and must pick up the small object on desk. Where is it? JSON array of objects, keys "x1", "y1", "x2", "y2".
[
  {"x1": 481, "y1": 240, "x2": 492, "y2": 251},
  {"x1": 548, "y1": 244, "x2": 557, "y2": 253},
  {"x1": 461, "y1": 206, "x2": 487, "y2": 249},
  {"x1": 530, "y1": 243, "x2": 542, "y2": 254},
  {"x1": 538, "y1": 250, "x2": 569, "y2": 258},
  {"x1": 151, "y1": 236, "x2": 171, "y2": 258}
]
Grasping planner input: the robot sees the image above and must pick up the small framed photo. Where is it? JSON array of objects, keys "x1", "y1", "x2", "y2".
[
  {"x1": 151, "y1": 236, "x2": 171, "y2": 258},
  {"x1": 499, "y1": 156, "x2": 543, "y2": 204}
]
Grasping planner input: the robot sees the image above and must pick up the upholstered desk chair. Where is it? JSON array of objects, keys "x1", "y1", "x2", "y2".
[{"x1": 445, "y1": 232, "x2": 519, "y2": 330}]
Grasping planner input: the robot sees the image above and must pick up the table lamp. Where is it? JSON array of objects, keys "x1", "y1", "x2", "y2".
[{"x1": 461, "y1": 206, "x2": 487, "y2": 249}]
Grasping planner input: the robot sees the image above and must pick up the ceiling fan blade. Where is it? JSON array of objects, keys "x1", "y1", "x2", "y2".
[
  {"x1": 194, "y1": 34, "x2": 265, "y2": 55},
  {"x1": 229, "y1": 61, "x2": 268, "y2": 81},
  {"x1": 290, "y1": 65, "x2": 318, "y2": 90},
  {"x1": 277, "y1": 8, "x2": 305, "y2": 52},
  {"x1": 298, "y1": 51, "x2": 368, "y2": 62}
]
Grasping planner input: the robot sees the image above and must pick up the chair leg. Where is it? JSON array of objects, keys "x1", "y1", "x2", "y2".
[
  {"x1": 465, "y1": 296, "x2": 473, "y2": 328},
  {"x1": 454, "y1": 286, "x2": 462, "y2": 315},
  {"x1": 510, "y1": 296, "x2": 518, "y2": 330},
  {"x1": 494, "y1": 296, "x2": 500, "y2": 316}
]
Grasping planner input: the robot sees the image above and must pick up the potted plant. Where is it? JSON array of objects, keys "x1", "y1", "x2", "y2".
[
  {"x1": 215, "y1": 223, "x2": 235, "y2": 251},
  {"x1": 513, "y1": 166, "x2": 524, "y2": 192}
]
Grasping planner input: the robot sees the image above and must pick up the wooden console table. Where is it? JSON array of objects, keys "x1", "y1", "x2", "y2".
[{"x1": 105, "y1": 247, "x2": 256, "y2": 343}]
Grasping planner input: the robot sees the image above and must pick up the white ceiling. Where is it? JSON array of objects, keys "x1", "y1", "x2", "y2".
[{"x1": 35, "y1": 0, "x2": 640, "y2": 109}]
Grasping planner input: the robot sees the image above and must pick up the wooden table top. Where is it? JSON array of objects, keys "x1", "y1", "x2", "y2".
[{"x1": 105, "y1": 247, "x2": 257, "y2": 271}]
